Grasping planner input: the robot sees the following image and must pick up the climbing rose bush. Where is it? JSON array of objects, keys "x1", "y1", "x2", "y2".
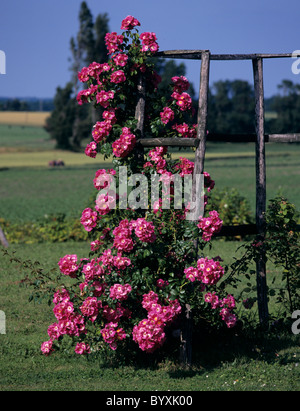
[{"x1": 41, "y1": 15, "x2": 237, "y2": 357}]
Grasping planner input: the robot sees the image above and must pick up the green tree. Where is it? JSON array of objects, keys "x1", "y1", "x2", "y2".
[
  {"x1": 70, "y1": 2, "x2": 98, "y2": 149},
  {"x1": 46, "y1": 2, "x2": 110, "y2": 151},
  {"x1": 44, "y1": 82, "x2": 75, "y2": 150},
  {"x1": 268, "y1": 80, "x2": 300, "y2": 133},
  {"x1": 207, "y1": 80, "x2": 255, "y2": 134}
]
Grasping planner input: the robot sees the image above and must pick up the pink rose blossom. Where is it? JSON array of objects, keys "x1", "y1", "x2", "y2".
[
  {"x1": 101, "y1": 322, "x2": 127, "y2": 350},
  {"x1": 121, "y1": 15, "x2": 140, "y2": 31},
  {"x1": 85, "y1": 141, "x2": 97, "y2": 158},
  {"x1": 95, "y1": 192, "x2": 116, "y2": 215},
  {"x1": 109, "y1": 283, "x2": 132, "y2": 301},
  {"x1": 105, "y1": 32, "x2": 124, "y2": 54},
  {"x1": 112, "y1": 127, "x2": 136, "y2": 158},
  {"x1": 75, "y1": 342, "x2": 91, "y2": 355},
  {"x1": 80, "y1": 296, "x2": 101, "y2": 322},
  {"x1": 197, "y1": 210, "x2": 223, "y2": 241},
  {"x1": 80, "y1": 207, "x2": 98, "y2": 232},
  {"x1": 58, "y1": 254, "x2": 79, "y2": 278},
  {"x1": 160, "y1": 107, "x2": 174, "y2": 124},
  {"x1": 171, "y1": 76, "x2": 190, "y2": 93},
  {"x1": 92, "y1": 120, "x2": 112, "y2": 143},
  {"x1": 41, "y1": 340, "x2": 54, "y2": 356},
  {"x1": 132, "y1": 218, "x2": 156, "y2": 243},
  {"x1": 110, "y1": 70, "x2": 126, "y2": 84},
  {"x1": 171, "y1": 91, "x2": 192, "y2": 111},
  {"x1": 113, "y1": 53, "x2": 128, "y2": 67},
  {"x1": 93, "y1": 168, "x2": 116, "y2": 191}
]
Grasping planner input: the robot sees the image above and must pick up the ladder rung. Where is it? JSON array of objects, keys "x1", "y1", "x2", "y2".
[{"x1": 137, "y1": 137, "x2": 199, "y2": 147}]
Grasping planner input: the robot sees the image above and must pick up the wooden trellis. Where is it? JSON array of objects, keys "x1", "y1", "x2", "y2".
[{"x1": 135, "y1": 50, "x2": 300, "y2": 365}]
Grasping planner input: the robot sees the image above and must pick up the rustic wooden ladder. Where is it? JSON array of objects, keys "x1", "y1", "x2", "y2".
[
  {"x1": 134, "y1": 50, "x2": 210, "y2": 365},
  {"x1": 135, "y1": 50, "x2": 300, "y2": 365}
]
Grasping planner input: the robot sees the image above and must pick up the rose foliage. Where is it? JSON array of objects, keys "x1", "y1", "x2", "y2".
[{"x1": 41, "y1": 16, "x2": 237, "y2": 358}]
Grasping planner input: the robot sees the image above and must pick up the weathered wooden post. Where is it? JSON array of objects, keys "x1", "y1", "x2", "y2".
[
  {"x1": 180, "y1": 50, "x2": 210, "y2": 366},
  {"x1": 0, "y1": 226, "x2": 9, "y2": 248},
  {"x1": 134, "y1": 73, "x2": 146, "y2": 168},
  {"x1": 252, "y1": 57, "x2": 269, "y2": 325}
]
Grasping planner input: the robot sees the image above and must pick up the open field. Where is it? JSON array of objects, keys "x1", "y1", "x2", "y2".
[
  {"x1": 0, "y1": 125, "x2": 299, "y2": 222},
  {"x1": 0, "y1": 111, "x2": 50, "y2": 127}
]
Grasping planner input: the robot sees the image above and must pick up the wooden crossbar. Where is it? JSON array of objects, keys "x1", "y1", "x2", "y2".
[
  {"x1": 137, "y1": 133, "x2": 300, "y2": 146},
  {"x1": 157, "y1": 50, "x2": 294, "y2": 60}
]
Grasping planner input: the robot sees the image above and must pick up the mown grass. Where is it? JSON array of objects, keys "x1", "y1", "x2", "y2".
[
  {"x1": 0, "y1": 242, "x2": 299, "y2": 391},
  {"x1": 0, "y1": 125, "x2": 299, "y2": 391},
  {"x1": 1, "y1": 143, "x2": 299, "y2": 222},
  {"x1": 1, "y1": 125, "x2": 299, "y2": 222}
]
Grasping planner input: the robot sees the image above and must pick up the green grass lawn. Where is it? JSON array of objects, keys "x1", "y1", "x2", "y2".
[
  {"x1": 0, "y1": 125, "x2": 53, "y2": 151},
  {"x1": 0, "y1": 126, "x2": 299, "y2": 391},
  {"x1": 0, "y1": 242, "x2": 299, "y2": 391},
  {"x1": 1, "y1": 127, "x2": 299, "y2": 222}
]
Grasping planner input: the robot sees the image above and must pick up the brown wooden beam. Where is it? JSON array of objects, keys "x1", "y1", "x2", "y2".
[
  {"x1": 156, "y1": 50, "x2": 294, "y2": 60},
  {"x1": 137, "y1": 137, "x2": 199, "y2": 147},
  {"x1": 253, "y1": 57, "x2": 269, "y2": 325}
]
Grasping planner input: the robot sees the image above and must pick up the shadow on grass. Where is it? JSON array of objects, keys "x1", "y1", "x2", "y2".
[{"x1": 91, "y1": 319, "x2": 298, "y2": 379}]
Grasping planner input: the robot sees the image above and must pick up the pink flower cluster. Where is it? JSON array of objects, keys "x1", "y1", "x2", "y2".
[
  {"x1": 132, "y1": 291, "x2": 181, "y2": 353},
  {"x1": 41, "y1": 340, "x2": 54, "y2": 356},
  {"x1": 113, "y1": 253, "x2": 131, "y2": 271},
  {"x1": 171, "y1": 76, "x2": 190, "y2": 93},
  {"x1": 121, "y1": 15, "x2": 141, "y2": 31},
  {"x1": 76, "y1": 84, "x2": 98, "y2": 105},
  {"x1": 85, "y1": 141, "x2": 97, "y2": 158},
  {"x1": 171, "y1": 91, "x2": 192, "y2": 112},
  {"x1": 92, "y1": 120, "x2": 112, "y2": 143},
  {"x1": 102, "y1": 303, "x2": 131, "y2": 323},
  {"x1": 93, "y1": 168, "x2": 116, "y2": 191},
  {"x1": 160, "y1": 106, "x2": 174, "y2": 124},
  {"x1": 140, "y1": 32, "x2": 159, "y2": 53},
  {"x1": 78, "y1": 61, "x2": 110, "y2": 83},
  {"x1": 41, "y1": 289, "x2": 87, "y2": 356},
  {"x1": 131, "y1": 218, "x2": 156, "y2": 243},
  {"x1": 184, "y1": 257, "x2": 224, "y2": 286},
  {"x1": 113, "y1": 53, "x2": 128, "y2": 67},
  {"x1": 95, "y1": 192, "x2": 116, "y2": 215},
  {"x1": 113, "y1": 219, "x2": 134, "y2": 253},
  {"x1": 75, "y1": 342, "x2": 91, "y2": 355},
  {"x1": 144, "y1": 146, "x2": 168, "y2": 174},
  {"x1": 175, "y1": 157, "x2": 194, "y2": 177},
  {"x1": 112, "y1": 217, "x2": 156, "y2": 253},
  {"x1": 101, "y1": 322, "x2": 127, "y2": 350},
  {"x1": 80, "y1": 296, "x2": 102, "y2": 322},
  {"x1": 172, "y1": 123, "x2": 197, "y2": 138},
  {"x1": 110, "y1": 69, "x2": 126, "y2": 84},
  {"x1": 96, "y1": 89, "x2": 115, "y2": 108},
  {"x1": 112, "y1": 127, "x2": 136, "y2": 158},
  {"x1": 197, "y1": 210, "x2": 223, "y2": 241},
  {"x1": 58, "y1": 254, "x2": 79, "y2": 278},
  {"x1": 205, "y1": 292, "x2": 237, "y2": 328},
  {"x1": 80, "y1": 207, "x2": 98, "y2": 232},
  {"x1": 204, "y1": 172, "x2": 215, "y2": 192},
  {"x1": 82, "y1": 258, "x2": 105, "y2": 283},
  {"x1": 109, "y1": 283, "x2": 132, "y2": 301},
  {"x1": 103, "y1": 108, "x2": 117, "y2": 124},
  {"x1": 105, "y1": 32, "x2": 124, "y2": 54}
]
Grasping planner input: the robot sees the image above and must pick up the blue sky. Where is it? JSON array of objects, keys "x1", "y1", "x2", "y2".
[{"x1": 0, "y1": 0, "x2": 299, "y2": 99}]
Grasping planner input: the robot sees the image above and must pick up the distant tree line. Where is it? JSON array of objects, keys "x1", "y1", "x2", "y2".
[
  {"x1": 0, "y1": 97, "x2": 54, "y2": 111},
  {"x1": 206, "y1": 78, "x2": 300, "y2": 135}
]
